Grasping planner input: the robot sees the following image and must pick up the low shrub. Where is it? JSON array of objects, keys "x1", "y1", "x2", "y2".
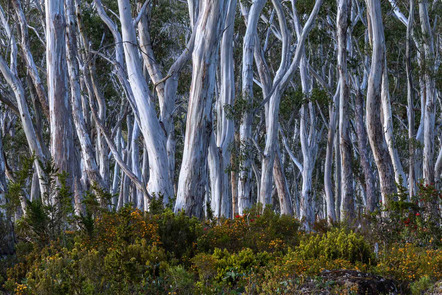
[{"x1": 1, "y1": 203, "x2": 440, "y2": 294}]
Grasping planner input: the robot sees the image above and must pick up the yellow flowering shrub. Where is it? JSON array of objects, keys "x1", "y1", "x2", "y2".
[{"x1": 376, "y1": 243, "x2": 442, "y2": 281}]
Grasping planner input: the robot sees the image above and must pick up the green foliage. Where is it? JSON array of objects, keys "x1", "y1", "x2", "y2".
[
  {"x1": 155, "y1": 209, "x2": 202, "y2": 262},
  {"x1": 16, "y1": 162, "x2": 74, "y2": 248},
  {"x1": 3, "y1": 155, "x2": 35, "y2": 215},
  {"x1": 2, "y1": 206, "x2": 441, "y2": 294},
  {"x1": 197, "y1": 205, "x2": 300, "y2": 254},
  {"x1": 296, "y1": 228, "x2": 375, "y2": 265},
  {"x1": 365, "y1": 182, "x2": 442, "y2": 248},
  {"x1": 410, "y1": 275, "x2": 433, "y2": 295}
]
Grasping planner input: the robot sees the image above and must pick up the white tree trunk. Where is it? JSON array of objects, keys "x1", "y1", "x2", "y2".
[
  {"x1": 324, "y1": 84, "x2": 340, "y2": 222},
  {"x1": 365, "y1": 0, "x2": 396, "y2": 202},
  {"x1": 175, "y1": 0, "x2": 226, "y2": 217},
  {"x1": 131, "y1": 121, "x2": 143, "y2": 210},
  {"x1": 381, "y1": 60, "x2": 407, "y2": 188},
  {"x1": 406, "y1": 0, "x2": 415, "y2": 198},
  {"x1": 66, "y1": 0, "x2": 103, "y2": 200},
  {"x1": 238, "y1": 0, "x2": 266, "y2": 214},
  {"x1": 419, "y1": 0, "x2": 436, "y2": 185},
  {"x1": 117, "y1": 0, "x2": 172, "y2": 201},
  {"x1": 209, "y1": 0, "x2": 237, "y2": 218},
  {"x1": 337, "y1": 0, "x2": 355, "y2": 220}
]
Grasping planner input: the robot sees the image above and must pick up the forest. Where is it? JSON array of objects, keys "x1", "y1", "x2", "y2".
[{"x1": 0, "y1": 0, "x2": 441, "y2": 294}]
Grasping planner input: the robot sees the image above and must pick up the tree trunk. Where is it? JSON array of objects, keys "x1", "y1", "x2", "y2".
[
  {"x1": 117, "y1": 0, "x2": 172, "y2": 201},
  {"x1": 324, "y1": 84, "x2": 340, "y2": 222},
  {"x1": 46, "y1": 0, "x2": 78, "y2": 202},
  {"x1": 273, "y1": 147, "x2": 293, "y2": 215},
  {"x1": 419, "y1": 0, "x2": 436, "y2": 185},
  {"x1": 337, "y1": 0, "x2": 355, "y2": 220},
  {"x1": 66, "y1": 0, "x2": 103, "y2": 199},
  {"x1": 175, "y1": 0, "x2": 225, "y2": 218},
  {"x1": 355, "y1": 86, "x2": 377, "y2": 212},
  {"x1": 365, "y1": 0, "x2": 396, "y2": 203},
  {"x1": 406, "y1": 0, "x2": 415, "y2": 198},
  {"x1": 208, "y1": 0, "x2": 237, "y2": 218},
  {"x1": 238, "y1": 0, "x2": 266, "y2": 213}
]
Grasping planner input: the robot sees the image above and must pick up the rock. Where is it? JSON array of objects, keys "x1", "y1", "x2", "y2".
[
  {"x1": 425, "y1": 280, "x2": 442, "y2": 295},
  {"x1": 299, "y1": 270, "x2": 409, "y2": 295}
]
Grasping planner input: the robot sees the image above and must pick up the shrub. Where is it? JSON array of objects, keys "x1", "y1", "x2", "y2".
[
  {"x1": 296, "y1": 228, "x2": 375, "y2": 265},
  {"x1": 375, "y1": 243, "x2": 442, "y2": 282},
  {"x1": 155, "y1": 209, "x2": 202, "y2": 262},
  {"x1": 365, "y1": 182, "x2": 442, "y2": 248},
  {"x1": 197, "y1": 205, "x2": 300, "y2": 253}
]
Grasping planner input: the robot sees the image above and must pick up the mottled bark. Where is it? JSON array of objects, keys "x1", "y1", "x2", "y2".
[
  {"x1": 175, "y1": 0, "x2": 225, "y2": 218},
  {"x1": 118, "y1": 0, "x2": 172, "y2": 201},
  {"x1": 46, "y1": 0, "x2": 78, "y2": 201},
  {"x1": 419, "y1": 0, "x2": 436, "y2": 185},
  {"x1": 337, "y1": 0, "x2": 354, "y2": 220},
  {"x1": 238, "y1": 0, "x2": 266, "y2": 214},
  {"x1": 273, "y1": 147, "x2": 293, "y2": 215},
  {"x1": 406, "y1": 0, "x2": 415, "y2": 198},
  {"x1": 324, "y1": 84, "x2": 340, "y2": 222},
  {"x1": 365, "y1": 0, "x2": 396, "y2": 202},
  {"x1": 207, "y1": 0, "x2": 236, "y2": 218},
  {"x1": 355, "y1": 86, "x2": 377, "y2": 212}
]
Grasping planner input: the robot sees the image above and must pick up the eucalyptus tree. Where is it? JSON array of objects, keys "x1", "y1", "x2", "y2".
[
  {"x1": 0, "y1": 3, "x2": 48, "y2": 201},
  {"x1": 418, "y1": 0, "x2": 437, "y2": 185},
  {"x1": 337, "y1": 0, "x2": 354, "y2": 220},
  {"x1": 238, "y1": 0, "x2": 267, "y2": 215},
  {"x1": 175, "y1": 0, "x2": 228, "y2": 218},
  {"x1": 365, "y1": 0, "x2": 396, "y2": 202},
  {"x1": 208, "y1": 0, "x2": 237, "y2": 218},
  {"x1": 46, "y1": 0, "x2": 80, "y2": 199},
  {"x1": 258, "y1": 0, "x2": 323, "y2": 224},
  {"x1": 117, "y1": 0, "x2": 173, "y2": 202},
  {"x1": 65, "y1": 0, "x2": 104, "y2": 199}
]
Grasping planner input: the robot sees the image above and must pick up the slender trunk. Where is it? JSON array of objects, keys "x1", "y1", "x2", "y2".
[
  {"x1": 435, "y1": 147, "x2": 442, "y2": 188},
  {"x1": 300, "y1": 103, "x2": 317, "y2": 228},
  {"x1": 66, "y1": 0, "x2": 103, "y2": 197},
  {"x1": 334, "y1": 130, "x2": 342, "y2": 221},
  {"x1": 131, "y1": 121, "x2": 143, "y2": 210},
  {"x1": 337, "y1": 0, "x2": 354, "y2": 220},
  {"x1": 259, "y1": 0, "x2": 291, "y2": 207},
  {"x1": 208, "y1": 135, "x2": 221, "y2": 216},
  {"x1": 365, "y1": 0, "x2": 396, "y2": 202},
  {"x1": 406, "y1": 0, "x2": 415, "y2": 198},
  {"x1": 208, "y1": 0, "x2": 237, "y2": 218},
  {"x1": 118, "y1": 0, "x2": 172, "y2": 201},
  {"x1": 381, "y1": 59, "x2": 407, "y2": 188},
  {"x1": 355, "y1": 87, "x2": 377, "y2": 212},
  {"x1": 238, "y1": 0, "x2": 266, "y2": 212},
  {"x1": 324, "y1": 85, "x2": 340, "y2": 222},
  {"x1": 12, "y1": 0, "x2": 49, "y2": 118},
  {"x1": 273, "y1": 147, "x2": 293, "y2": 215},
  {"x1": 419, "y1": 0, "x2": 436, "y2": 185}
]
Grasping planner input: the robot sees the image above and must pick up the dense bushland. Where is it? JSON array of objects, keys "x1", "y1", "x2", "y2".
[{"x1": 0, "y1": 184, "x2": 440, "y2": 295}]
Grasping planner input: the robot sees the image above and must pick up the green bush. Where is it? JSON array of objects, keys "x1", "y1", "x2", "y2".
[
  {"x1": 296, "y1": 228, "x2": 375, "y2": 264},
  {"x1": 155, "y1": 209, "x2": 202, "y2": 262},
  {"x1": 2, "y1": 205, "x2": 441, "y2": 294},
  {"x1": 197, "y1": 205, "x2": 300, "y2": 254}
]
